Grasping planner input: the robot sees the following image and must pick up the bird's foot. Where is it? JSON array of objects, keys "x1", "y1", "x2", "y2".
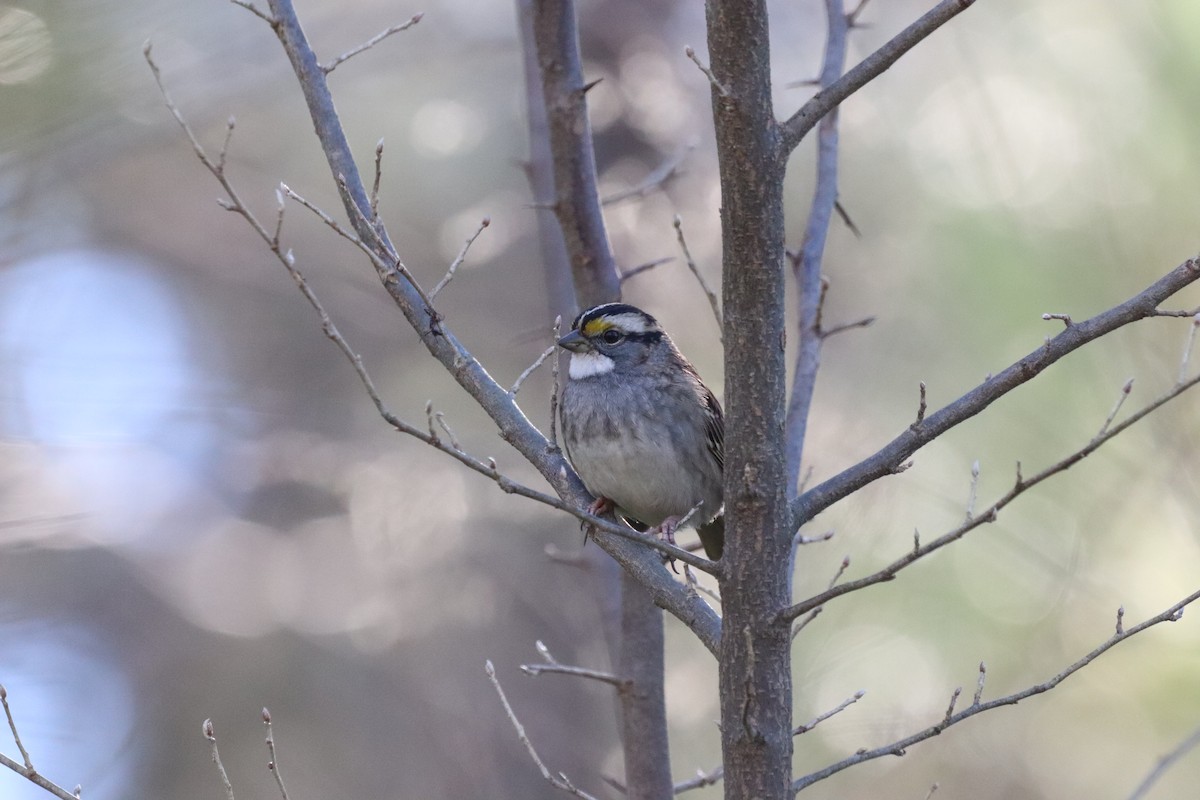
[{"x1": 653, "y1": 516, "x2": 682, "y2": 573}]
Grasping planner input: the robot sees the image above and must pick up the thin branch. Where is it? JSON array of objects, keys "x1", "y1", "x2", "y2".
[
  {"x1": 1127, "y1": 724, "x2": 1200, "y2": 800},
  {"x1": 203, "y1": 719, "x2": 237, "y2": 800},
  {"x1": 550, "y1": 315, "x2": 562, "y2": 450},
  {"x1": 430, "y1": 217, "x2": 490, "y2": 300},
  {"x1": 971, "y1": 662, "x2": 987, "y2": 706},
  {"x1": 784, "y1": 0, "x2": 848, "y2": 496},
  {"x1": 782, "y1": 369, "x2": 1200, "y2": 621},
  {"x1": 683, "y1": 46, "x2": 730, "y2": 97},
  {"x1": 619, "y1": 256, "x2": 675, "y2": 284},
  {"x1": 510, "y1": 345, "x2": 556, "y2": 397},
  {"x1": 601, "y1": 148, "x2": 691, "y2": 206},
  {"x1": 320, "y1": 13, "x2": 423, "y2": 74},
  {"x1": 261, "y1": 709, "x2": 291, "y2": 800},
  {"x1": 229, "y1": 0, "x2": 276, "y2": 26},
  {"x1": 674, "y1": 765, "x2": 724, "y2": 794},
  {"x1": 1179, "y1": 312, "x2": 1200, "y2": 383},
  {"x1": 1097, "y1": 378, "x2": 1134, "y2": 437},
  {"x1": 793, "y1": 690, "x2": 866, "y2": 735},
  {"x1": 1042, "y1": 312, "x2": 1073, "y2": 327},
  {"x1": 963, "y1": 459, "x2": 980, "y2": 521},
  {"x1": 673, "y1": 215, "x2": 723, "y2": 337},
  {"x1": 780, "y1": 0, "x2": 980, "y2": 153},
  {"x1": 792, "y1": 590, "x2": 1200, "y2": 792},
  {"x1": 0, "y1": 686, "x2": 80, "y2": 800},
  {"x1": 370, "y1": 138, "x2": 384, "y2": 222},
  {"x1": 520, "y1": 640, "x2": 630, "y2": 688},
  {"x1": 820, "y1": 315, "x2": 875, "y2": 339},
  {"x1": 485, "y1": 661, "x2": 600, "y2": 800},
  {"x1": 792, "y1": 256, "x2": 1200, "y2": 532}
]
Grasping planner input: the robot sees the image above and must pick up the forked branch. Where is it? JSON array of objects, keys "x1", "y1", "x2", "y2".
[{"x1": 792, "y1": 589, "x2": 1200, "y2": 793}]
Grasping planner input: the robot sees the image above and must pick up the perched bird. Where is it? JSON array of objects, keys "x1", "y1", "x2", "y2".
[{"x1": 557, "y1": 303, "x2": 725, "y2": 560}]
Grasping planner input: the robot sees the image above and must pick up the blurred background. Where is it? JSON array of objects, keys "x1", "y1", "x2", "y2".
[{"x1": 1, "y1": 0, "x2": 1198, "y2": 797}]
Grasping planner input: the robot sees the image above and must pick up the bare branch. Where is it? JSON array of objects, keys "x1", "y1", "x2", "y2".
[
  {"x1": 485, "y1": 661, "x2": 600, "y2": 800},
  {"x1": 1097, "y1": 378, "x2": 1134, "y2": 437},
  {"x1": 203, "y1": 719, "x2": 237, "y2": 800},
  {"x1": 971, "y1": 662, "x2": 987, "y2": 706},
  {"x1": 820, "y1": 315, "x2": 875, "y2": 339},
  {"x1": 674, "y1": 765, "x2": 724, "y2": 794},
  {"x1": 683, "y1": 46, "x2": 730, "y2": 97},
  {"x1": 793, "y1": 590, "x2": 1200, "y2": 792},
  {"x1": 520, "y1": 640, "x2": 629, "y2": 688},
  {"x1": 784, "y1": 0, "x2": 849, "y2": 495},
  {"x1": 1179, "y1": 312, "x2": 1200, "y2": 383},
  {"x1": 792, "y1": 256, "x2": 1200, "y2": 532},
  {"x1": 964, "y1": 460, "x2": 980, "y2": 521},
  {"x1": 673, "y1": 215, "x2": 723, "y2": 336},
  {"x1": 619, "y1": 256, "x2": 675, "y2": 284},
  {"x1": 1042, "y1": 312, "x2": 1073, "y2": 327},
  {"x1": 780, "y1": 0, "x2": 980, "y2": 153},
  {"x1": 782, "y1": 369, "x2": 1200, "y2": 621},
  {"x1": 261, "y1": 709, "x2": 291, "y2": 800},
  {"x1": 1127, "y1": 724, "x2": 1200, "y2": 800},
  {"x1": 0, "y1": 685, "x2": 79, "y2": 800},
  {"x1": 549, "y1": 315, "x2": 562, "y2": 450},
  {"x1": 510, "y1": 345, "x2": 556, "y2": 397},
  {"x1": 229, "y1": 0, "x2": 276, "y2": 26},
  {"x1": 320, "y1": 13, "x2": 423, "y2": 74},
  {"x1": 430, "y1": 217, "x2": 490, "y2": 300},
  {"x1": 601, "y1": 148, "x2": 691, "y2": 206},
  {"x1": 370, "y1": 138, "x2": 384, "y2": 222},
  {"x1": 793, "y1": 690, "x2": 865, "y2": 735}
]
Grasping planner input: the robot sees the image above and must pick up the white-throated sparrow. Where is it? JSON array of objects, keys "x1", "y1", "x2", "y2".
[{"x1": 557, "y1": 303, "x2": 725, "y2": 560}]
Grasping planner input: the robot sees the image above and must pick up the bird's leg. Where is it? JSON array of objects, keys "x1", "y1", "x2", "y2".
[
  {"x1": 653, "y1": 516, "x2": 682, "y2": 573},
  {"x1": 587, "y1": 496, "x2": 615, "y2": 516}
]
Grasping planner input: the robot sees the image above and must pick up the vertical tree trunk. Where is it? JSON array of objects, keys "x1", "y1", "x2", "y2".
[{"x1": 705, "y1": 1, "x2": 793, "y2": 797}]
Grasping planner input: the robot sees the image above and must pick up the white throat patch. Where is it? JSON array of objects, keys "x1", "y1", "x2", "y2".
[{"x1": 569, "y1": 351, "x2": 615, "y2": 379}]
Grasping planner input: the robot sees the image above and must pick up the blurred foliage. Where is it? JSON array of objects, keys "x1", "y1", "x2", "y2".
[{"x1": 0, "y1": 1, "x2": 1198, "y2": 799}]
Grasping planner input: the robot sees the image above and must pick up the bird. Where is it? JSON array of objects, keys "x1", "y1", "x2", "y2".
[{"x1": 557, "y1": 302, "x2": 725, "y2": 560}]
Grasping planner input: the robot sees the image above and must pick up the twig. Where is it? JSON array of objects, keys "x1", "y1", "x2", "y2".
[
  {"x1": 971, "y1": 662, "x2": 987, "y2": 706},
  {"x1": 485, "y1": 661, "x2": 600, "y2": 800},
  {"x1": 1042, "y1": 312, "x2": 1073, "y2": 327},
  {"x1": 847, "y1": 0, "x2": 873, "y2": 26},
  {"x1": 791, "y1": 555, "x2": 850, "y2": 639},
  {"x1": 964, "y1": 460, "x2": 980, "y2": 521},
  {"x1": 683, "y1": 46, "x2": 730, "y2": 97},
  {"x1": 1178, "y1": 313, "x2": 1200, "y2": 384},
  {"x1": 674, "y1": 765, "x2": 724, "y2": 793},
  {"x1": 203, "y1": 719, "x2": 237, "y2": 800},
  {"x1": 510, "y1": 345, "x2": 556, "y2": 397},
  {"x1": 793, "y1": 690, "x2": 866, "y2": 735},
  {"x1": 792, "y1": 590, "x2": 1200, "y2": 792},
  {"x1": 780, "y1": 0, "x2": 980, "y2": 153},
  {"x1": 1097, "y1": 378, "x2": 1134, "y2": 437},
  {"x1": 673, "y1": 215, "x2": 722, "y2": 337},
  {"x1": 793, "y1": 255, "x2": 1200, "y2": 532},
  {"x1": 370, "y1": 138, "x2": 384, "y2": 222},
  {"x1": 820, "y1": 315, "x2": 875, "y2": 339},
  {"x1": 619, "y1": 256, "x2": 674, "y2": 284},
  {"x1": 261, "y1": 709, "x2": 291, "y2": 800},
  {"x1": 601, "y1": 147, "x2": 691, "y2": 206},
  {"x1": 320, "y1": 13, "x2": 423, "y2": 74},
  {"x1": 923, "y1": 784, "x2": 940, "y2": 800},
  {"x1": 550, "y1": 315, "x2": 562, "y2": 449},
  {"x1": 229, "y1": 0, "x2": 276, "y2": 26},
  {"x1": 682, "y1": 563, "x2": 722, "y2": 605},
  {"x1": 0, "y1": 685, "x2": 80, "y2": 800},
  {"x1": 520, "y1": 640, "x2": 629, "y2": 688},
  {"x1": 430, "y1": 217, "x2": 490, "y2": 300},
  {"x1": 782, "y1": 370, "x2": 1200, "y2": 622},
  {"x1": 1127, "y1": 724, "x2": 1200, "y2": 800},
  {"x1": 911, "y1": 381, "x2": 928, "y2": 428}
]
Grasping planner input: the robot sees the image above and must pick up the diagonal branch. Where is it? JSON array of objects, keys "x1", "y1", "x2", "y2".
[
  {"x1": 791, "y1": 590, "x2": 1200, "y2": 793},
  {"x1": 781, "y1": 368, "x2": 1200, "y2": 621},
  {"x1": 779, "y1": 0, "x2": 979, "y2": 154},
  {"x1": 195, "y1": 0, "x2": 726, "y2": 653},
  {"x1": 791, "y1": 255, "x2": 1200, "y2": 533}
]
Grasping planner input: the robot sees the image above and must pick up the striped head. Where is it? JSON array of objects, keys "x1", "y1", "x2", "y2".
[{"x1": 556, "y1": 303, "x2": 666, "y2": 379}]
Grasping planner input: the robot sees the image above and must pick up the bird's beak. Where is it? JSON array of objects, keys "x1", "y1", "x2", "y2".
[{"x1": 556, "y1": 329, "x2": 590, "y2": 353}]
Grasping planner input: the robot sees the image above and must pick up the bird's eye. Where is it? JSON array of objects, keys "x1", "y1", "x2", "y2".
[{"x1": 601, "y1": 329, "x2": 623, "y2": 345}]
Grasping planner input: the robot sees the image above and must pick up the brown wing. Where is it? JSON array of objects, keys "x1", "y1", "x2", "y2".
[{"x1": 702, "y1": 385, "x2": 724, "y2": 471}]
